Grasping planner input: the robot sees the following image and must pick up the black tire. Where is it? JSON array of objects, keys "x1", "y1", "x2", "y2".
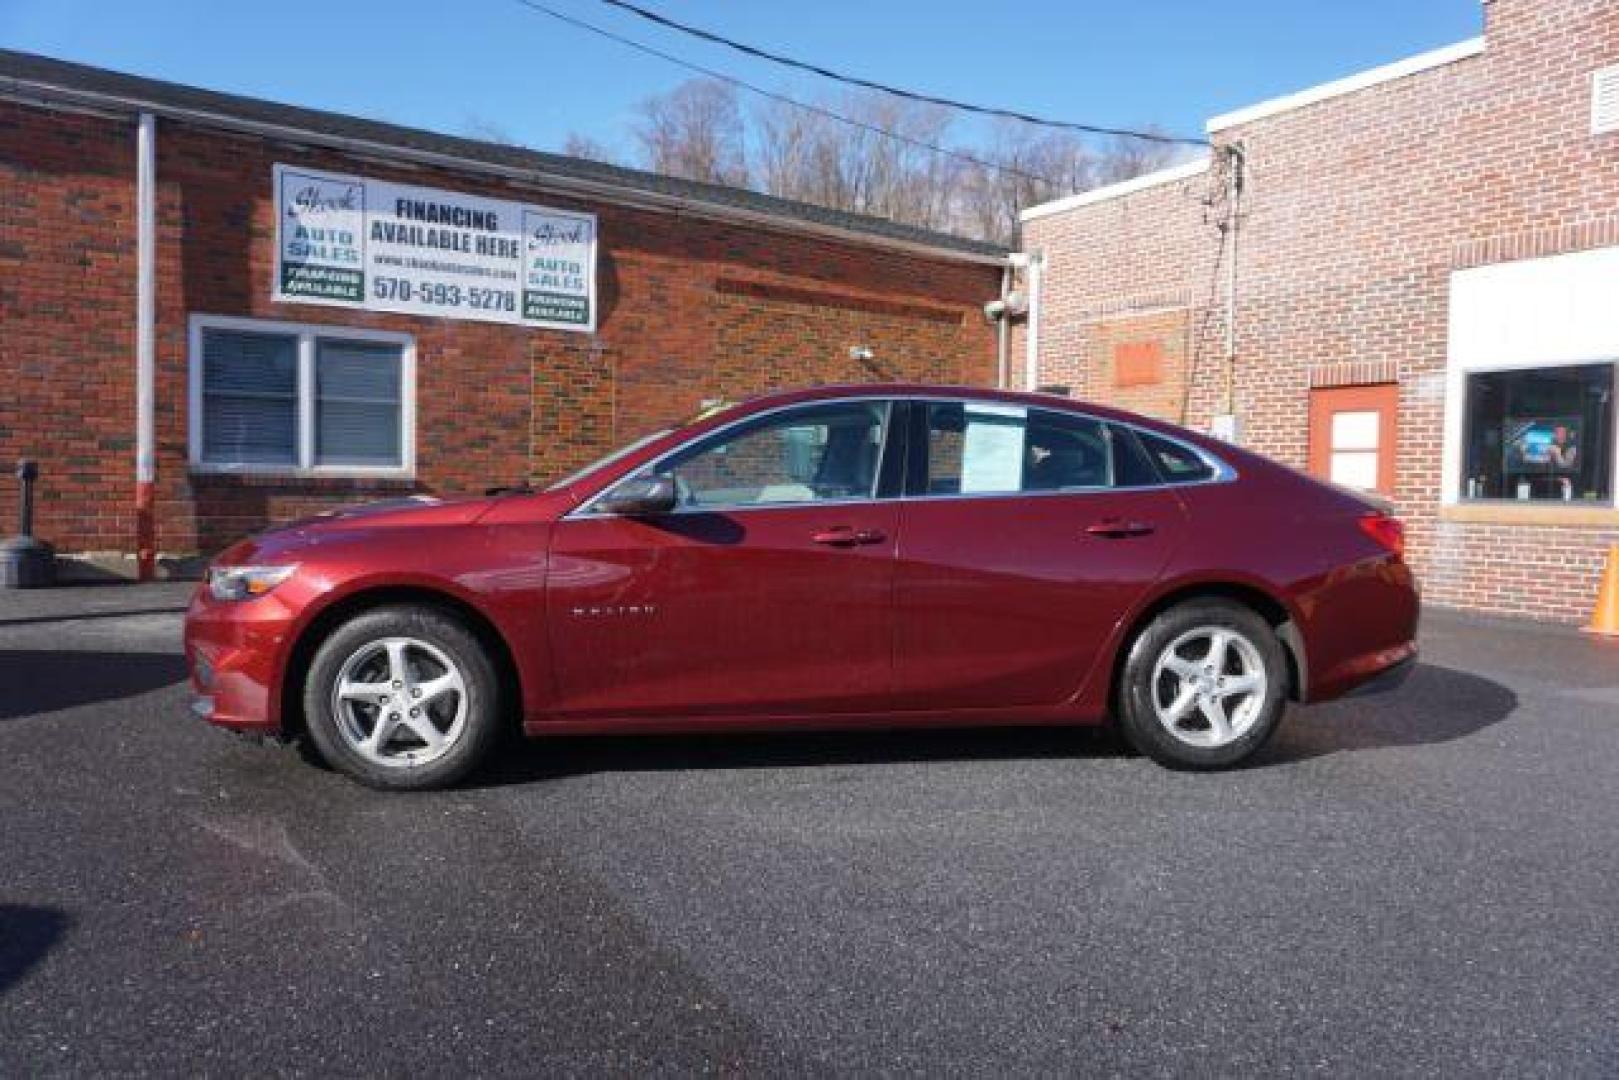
[
  {"x1": 1115, "y1": 599, "x2": 1288, "y2": 770},
  {"x1": 302, "y1": 605, "x2": 504, "y2": 791}
]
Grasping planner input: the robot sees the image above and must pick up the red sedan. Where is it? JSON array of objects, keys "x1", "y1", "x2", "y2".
[{"x1": 184, "y1": 385, "x2": 1418, "y2": 789}]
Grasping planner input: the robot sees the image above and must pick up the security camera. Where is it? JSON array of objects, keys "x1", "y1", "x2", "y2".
[{"x1": 983, "y1": 290, "x2": 1028, "y2": 322}]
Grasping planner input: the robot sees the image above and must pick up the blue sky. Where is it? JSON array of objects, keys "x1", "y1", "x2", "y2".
[{"x1": 2, "y1": 0, "x2": 1482, "y2": 156}]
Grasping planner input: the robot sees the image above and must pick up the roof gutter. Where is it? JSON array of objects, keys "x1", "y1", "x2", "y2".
[{"x1": 0, "y1": 75, "x2": 1010, "y2": 270}]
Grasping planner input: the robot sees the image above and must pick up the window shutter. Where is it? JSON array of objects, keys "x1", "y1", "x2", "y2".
[
  {"x1": 315, "y1": 340, "x2": 403, "y2": 467},
  {"x1": 201, "y1": 330, "x2": 298, "y2": 464}
]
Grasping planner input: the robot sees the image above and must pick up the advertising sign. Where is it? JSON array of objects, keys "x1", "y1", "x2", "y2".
[
  {"x1": 1505, "y1": 417, "x2": 1581, "y2": 473},
  {"x1": 273, "y1": 164, "x2": 597, "y2": 331}
]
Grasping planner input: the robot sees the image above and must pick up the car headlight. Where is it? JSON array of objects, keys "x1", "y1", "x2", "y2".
[{"x1": 207, "y1": 564, "x2": 298, "y2": 602}]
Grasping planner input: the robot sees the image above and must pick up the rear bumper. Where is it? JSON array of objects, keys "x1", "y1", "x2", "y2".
[
  {"x1": 1312, "y1": 638, "x2": 1418, "y2": 703},
  {"x1": 1342, "y1": 643, "x2": 1418, "y2": 697},
  {"x1": 183, "y1": 587, "x2": 297, "y2": 734}
]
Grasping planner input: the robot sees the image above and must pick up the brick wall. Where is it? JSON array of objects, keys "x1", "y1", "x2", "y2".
[
  {"x1": 0, "y1": 104, "x2": 138, "y2": 555},
  {"x1": 1023, "y1": 0, "x2": 1619, "y2": 622},
  {"x1": 0, "y1": 102, "x2": 999, "y2": 560}
]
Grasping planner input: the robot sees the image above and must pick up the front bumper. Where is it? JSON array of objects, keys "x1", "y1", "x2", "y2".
[{"x1": 183, "y1": 585, "x2": 298, "y2": 734}]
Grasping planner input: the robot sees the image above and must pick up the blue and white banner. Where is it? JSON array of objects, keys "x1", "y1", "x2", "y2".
[{"x1": 273, "y1": 163, "x2": 597, "y2": 332}]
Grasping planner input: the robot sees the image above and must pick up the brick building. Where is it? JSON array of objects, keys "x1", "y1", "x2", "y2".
[
  {"x1": 1018, "y1": 0, "x2": 1619, "y2": 622},
  {"x1": 0, "y1": 50, "x2": 1004, "y2": 577}
]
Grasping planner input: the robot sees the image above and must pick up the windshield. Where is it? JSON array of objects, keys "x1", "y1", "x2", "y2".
[
  {"x1": 544, "y1": 428, "x2": 672, "y2": 491},
  {"x1": 542, "y1": 400, "x2": 744, "y2": 492}
]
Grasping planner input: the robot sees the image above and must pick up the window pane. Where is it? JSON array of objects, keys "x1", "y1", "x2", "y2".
[
  {"x1": 1462, "y1": 364, "x2": 1614, "y2": 502},
  {"x1": 923, "y1": 404, "x2": 1121, "y2": 493},
  {"x1": 1331, "y1": 410, "x2": 1380, "y2": 451},
  {"x1": 923, "y1": 402, "x2": 1022, "y2": 494},
  {"x1": 201, "y1": 329, "x2": 297, "y2": 465},
  {"x1": 660, "y1": 401, "x2": 887, "y2": 507},
  {"x1": 1110, "y1": 426, "x2": 1161, "y2": 487},
  {"x1": 316, "y1": 340, "x2": 403, "y2": 468},
  {"x1": 1135, "y1": 431, "x2": 1217, "y2": 484},
  {"x1": 1025, "y1": 409, "x2": 1114, "y2": 490},
  {"x1": 1330, "y1": 450, "x2": 1379, "y2": 490}
]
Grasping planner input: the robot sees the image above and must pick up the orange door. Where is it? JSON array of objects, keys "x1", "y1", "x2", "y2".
[{"x1": 1307, "y1": 384, "x2": 1399, "y2": 496}]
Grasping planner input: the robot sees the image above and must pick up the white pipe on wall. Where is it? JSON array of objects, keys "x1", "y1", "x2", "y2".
[
  {"x1": 1023, "y1": 251, "x2": 1043, "y2": 391},
  {"x1": 135, "y1": 111, "x2": 156, "y2": 579},
  {"x1": 995, "y1": 261, "x2": 1012, "y2": 388}
]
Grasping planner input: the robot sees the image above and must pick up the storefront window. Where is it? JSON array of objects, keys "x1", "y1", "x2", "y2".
[{"x1": 1460, "y1": 364, "x2": 1614, "y2": 503}]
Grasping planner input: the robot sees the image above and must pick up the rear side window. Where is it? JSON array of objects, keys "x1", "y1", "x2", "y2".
[
  {"x1": 1135, "y1": 430, "x2": 1218, "y2": 484},
  {"x1": 917, "y1": 402, "x2": 1147, "y2": 494}
]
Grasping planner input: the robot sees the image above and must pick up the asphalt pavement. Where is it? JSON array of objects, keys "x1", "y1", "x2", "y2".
[{"x1": 1, "y1": 583, "x2": 1616, "y2": 1076}]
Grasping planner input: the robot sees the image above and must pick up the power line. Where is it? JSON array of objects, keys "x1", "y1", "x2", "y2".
[
  {"x1": 595, "y1": 0, "x2": 1209, "y2": 148},
  {"x1": 509, "y1": 0, "x2": 1067, "y2": 187}
]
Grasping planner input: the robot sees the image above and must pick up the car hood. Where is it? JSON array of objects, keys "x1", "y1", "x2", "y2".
[{"x1": 261, "y1": 494, "x2": 498, "y2": 536}]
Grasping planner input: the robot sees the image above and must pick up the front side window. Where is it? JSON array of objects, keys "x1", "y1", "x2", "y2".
[
  {"x1": 194, "y1": 320, "x2": 411, "y2": 473},
  {"x1": 918, "y1": 403, "x2": 1155, "y2": 494},
  {"x1": 653, "y1": 400, "x2": 890, "y2": 508},
  {"x1": 1461, "y1": 364, "x2": 1615, "y2": 502}
]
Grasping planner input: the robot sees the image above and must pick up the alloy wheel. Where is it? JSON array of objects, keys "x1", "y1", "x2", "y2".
[
  {"x1": 1149, "y1": 625, "x2": 1269, "y2": 749},
  {"x1": 330, "y1": 636, "x2": 469, "y2": 768}
]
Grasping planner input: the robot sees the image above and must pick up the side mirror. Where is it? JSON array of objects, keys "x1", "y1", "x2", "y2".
[{"x1": 596, "y1": 474, "x2": 679, "y2": 516}]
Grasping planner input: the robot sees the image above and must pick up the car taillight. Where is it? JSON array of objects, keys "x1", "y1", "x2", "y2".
[{"x1": 1357, "y1": 511, "x2": 1405, "y2": 557}]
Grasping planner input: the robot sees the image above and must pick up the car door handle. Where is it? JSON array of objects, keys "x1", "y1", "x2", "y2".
[
  {"x1": 811, "y1": 526, "x2": 887, "y2": 546},
  {"x1": 1085, "y1": 519, "x2": 1156, "y2": 539}
]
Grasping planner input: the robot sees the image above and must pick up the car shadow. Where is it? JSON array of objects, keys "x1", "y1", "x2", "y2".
[
  {"x1": 471, "y1": 725, "x2": 1134, "y2": 787},
  {"x1": 0, "y1": 606, "x2": 189, "y2": 630},
  {"x1": 0, "y1": 905, "x2": 70, "y2": 996},
  {"x1": 1255, "y1": 661, "x2": 1518, "y2": 766},
  {"x1": 0, "y1": 651, "x2": 188, "y2": 722},
  {"x1": 469, "y1": 661, "x2": 1515, "y2": 786}
]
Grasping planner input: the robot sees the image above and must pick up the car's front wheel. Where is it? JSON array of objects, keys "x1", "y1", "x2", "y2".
[
  {"x1": 1116, "y1": 599, "x2": 1288, "y2": 770},
  {"x1": 302, "y1": 605, "x2": 503, "y2": 790}
]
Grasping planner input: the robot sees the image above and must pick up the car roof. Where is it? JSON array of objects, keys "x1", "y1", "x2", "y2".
[
  {"x1": 554, "y1": 382, "x2": 1234, "y2": 502},
  {"x1": 722, "y1": 383, "x2": 1191, "y2": 437}
]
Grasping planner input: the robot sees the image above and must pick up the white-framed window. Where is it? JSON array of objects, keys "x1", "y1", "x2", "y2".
[
  {"x1": 188, "y1": 315, "x2": 415, "y2": 477},
  {"x1": 1443, "y1": 247, "x2": 1619, "y2": 509}
]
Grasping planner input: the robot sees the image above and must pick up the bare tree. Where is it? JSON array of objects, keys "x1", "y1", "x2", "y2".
[
  {"x1": 562, "y1": 132, "x2": 621, "y2": 165},
  {"x1": 957, "y1": 122, "x2": 1097, "y2": 247},
  {"x1": 462, "y1": 115, "x2": 525, "y2": 147},
  {"x1": 752, "y1": 96, "x2": 835, "y2": 205},
  {"x1": 750, "y1": 91, "x2": 962, "y2": 232},
  {"x1": 633, "y1": 79, "x2": 749, "y2": 187},
  {"x1": 611, "y1": 77, "x2": 1182, "y2": 248},
  {"x1": 1093, "y1": 129, "x2": 1182, "y2": 185}
]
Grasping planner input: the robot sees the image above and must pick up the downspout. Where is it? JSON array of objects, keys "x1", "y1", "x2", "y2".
[
  {"x1": 1221, "y1": 144, "x2": 1244, "y2": 419},
  {"x1": 995, "y1": 260, "x2": 1012, "y2": 388},
  {"x1": 135, "y1": 112, "x2": 156, "y2": 580},
  {"x1": 1023, "y1": 250, "x2": 1043, "y2": 391}
]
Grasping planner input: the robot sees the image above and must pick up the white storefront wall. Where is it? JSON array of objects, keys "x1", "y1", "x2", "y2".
[{"x1": 1442, "y1": 245, "x2": 1619, "y2": 506}]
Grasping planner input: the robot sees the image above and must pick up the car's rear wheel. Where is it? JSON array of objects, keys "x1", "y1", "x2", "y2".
[
  {"x1": 302, "y1": 605, "x2": 502, "y2": 790},
  {"x1": 1116, "y1": 599, "x2": 1287, "y2": 770}
]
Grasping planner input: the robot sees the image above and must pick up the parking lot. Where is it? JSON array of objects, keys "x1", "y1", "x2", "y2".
[{"x1": 2, "y1": 583, "x2": 1617, "y2": 1075}]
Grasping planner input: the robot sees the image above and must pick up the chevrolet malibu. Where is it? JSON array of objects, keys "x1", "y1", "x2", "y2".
[{"x1": 185, "y1": 384, "x2": 1418, "y2": 790}]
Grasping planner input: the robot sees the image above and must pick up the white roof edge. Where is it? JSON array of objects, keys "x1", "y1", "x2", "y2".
[
  {"x1": 1206, "y1": 36, "x2": 1486, "y2": 133},
  {"x1": 1019, "y1": 157, "x2": 1211, "y2": 223}
]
